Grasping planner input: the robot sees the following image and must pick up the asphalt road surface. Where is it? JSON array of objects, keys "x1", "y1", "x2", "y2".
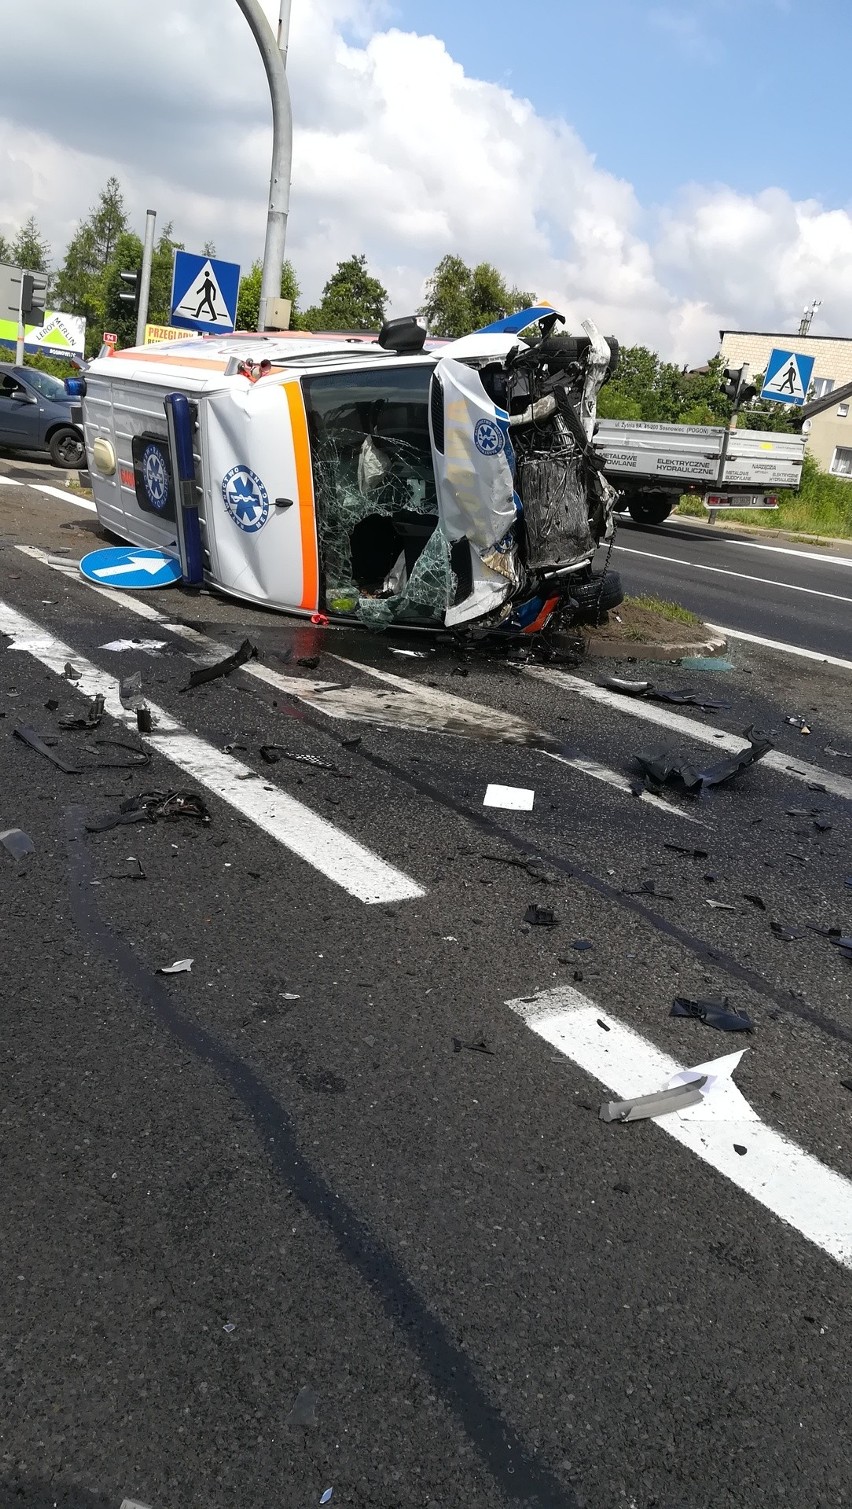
[
  {"x1": 2, "y1": 473, "x2": 852, "y2": 1509},
  {"x1": 614, "y1": 512, "x2": 852, "y2": 663}
]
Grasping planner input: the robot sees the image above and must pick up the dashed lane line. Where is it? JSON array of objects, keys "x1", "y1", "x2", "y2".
[
  {"x1": 613, "y1": 542, "x2": 852, "y2": 607},
  {"x1": 0, "y1": 598, "x2": 424, "y2": 906},
  {"x1": 509, "y1": 986, "x2": 852, "y2": 1270}
]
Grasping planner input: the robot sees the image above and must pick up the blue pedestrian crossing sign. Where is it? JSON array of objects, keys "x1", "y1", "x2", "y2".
[
  {"x1": 760, "y1": 347, "x2": 815, "y2": 407},
  {"x1": 79, "y1": 546, "x2": 183, "y2": 590},
  {"x1": 170, "y1": 250, "x2": 240, "y2": 334}
]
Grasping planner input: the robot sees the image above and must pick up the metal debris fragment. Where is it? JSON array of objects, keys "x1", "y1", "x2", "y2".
[
  {"x1": 671, "y1": 998, "x2": 753, "y2": 1033},
  {"x1": 158, "y1": 958, "x2": 193, "y2": 974},
  {"x1": 600, "y1": 1078, "x2": 707, "y2": 1123},
  {"x1": 0, "y1": 828, "x2": 35, "y2": 859}
]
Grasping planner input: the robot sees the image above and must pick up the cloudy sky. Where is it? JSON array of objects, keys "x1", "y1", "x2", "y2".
[{"x1": 1, "y1": 0, "x2": 850, "y2": 361}]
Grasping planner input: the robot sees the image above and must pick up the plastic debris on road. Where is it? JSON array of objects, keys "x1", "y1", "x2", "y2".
[
  {"x1": 87, "y1": 789, "x2": 210, "y2": 833},
  {"x1": 770, "y1": 921, "x2": 805, "y2": 941},
  {"x1": 600, "y1": 676, "x2": 730, "y2": 710},
  {"x1": 830, "y1": 935, "x2": 852, "y2": 961},
  {"x1": 182, "y1": 638, "x2": 258, "y2": 690},
  {"x1": 158, "y1": 958, "x2": 193, "y2": 974},
  {"x1": 286, "y1": 1385, "x2": 318, "y2": 1427},
  {"x1": 13, "y1": 723, "x2": 82, "y2": 774},
  {"x1": 119, "y1": 671, "x2": 146, "y2": 711},
  {"x1": 785, "y1": 714, "x2": 811, "y2": 735},
  {"x1": 635, "y1": 728, "x2": 772, "y2": 795},
  {"x1": 320, "y1": 1491, "x2": 333, "y2": 1505},
  {"x1": 59, "y1": 693, "x2": 105, "y2": 730},
  {"x1": 0, "y1": 828, "x2": 35, "y2": 859},
  {"x1": 136, "y1": 708, "x2": 153, "y2": 733},
  {"x1": 600, "y1": 1078, "x2": 707, "y2": 1122},
  {"x1": 453, "y1": 1037, "x2": 495, "y2": 1055},
  {"x1": 671, "y1": 997, "x2": 754, "y2": 1033},
  {"x1": 100, "y1": 639, "x2": 167, "y2": 652},
  {"x1": 63, "y1": 661, "x2": 82, "y2": 681},
  {"x1": 706, "y1": 899, "x2": 738, "y2": 911},
  {"x1": 259, "y1": 745, "x2": 347, "y2": 775},
  {"x1": 483, "y1": 783, "x2": 535, "y2": 810},
  {"x1": 524, "y1": 903, "x2": 557, "y2": 926}
]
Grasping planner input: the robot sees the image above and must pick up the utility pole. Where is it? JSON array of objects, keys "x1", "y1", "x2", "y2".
[
  {"x1": 235, "y1": 0, "x2": 293, "y2": 331},
  {"x1": 136, "y1": 209, "x2": 157, "y2": 347}
]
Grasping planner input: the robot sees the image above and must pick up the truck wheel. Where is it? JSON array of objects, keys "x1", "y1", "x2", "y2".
[
  {"x1": 626, "y1": 493, "x2": 673, "y2": 526},
  {"x1": 49, "y1": 427, "x2": 85, "y2": 469},
  {"x1": 570, "y1": 569, "x2": 624, "y2": 621}
]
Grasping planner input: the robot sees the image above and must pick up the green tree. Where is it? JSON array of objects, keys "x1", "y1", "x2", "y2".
[
  {"x1": 0, "y1": 231, "x2": 11, "y2": 264},
  {"x1": 11, "y1": 215, "x2": 51, "y2": 273},
  {"x1": 236, "y1": 258, "x2": 300, "y2": 330},
  {"x1": 418, "y1": 254, "x2": 534, "y2": 338},
  {"x1": 54, "y1": 177, "x2": 128, "y2": 334},
  {"x1": 302, "y1": 253, "x2": 387, "y2": 331}
]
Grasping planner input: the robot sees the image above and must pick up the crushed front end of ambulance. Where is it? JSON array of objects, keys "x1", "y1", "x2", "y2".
[{"x1": 307, "y1": 315, "x2": 620, "y2": 636}]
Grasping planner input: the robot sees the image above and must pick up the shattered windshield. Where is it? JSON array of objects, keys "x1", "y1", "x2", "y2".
[{"x1": 302, "y1": 364, "x2": 455, "y2": 626}]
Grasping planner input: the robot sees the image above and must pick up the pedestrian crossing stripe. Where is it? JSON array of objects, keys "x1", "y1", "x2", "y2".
[{"x1": 172, "y1": 258, "x2": 234, "y2": 328}]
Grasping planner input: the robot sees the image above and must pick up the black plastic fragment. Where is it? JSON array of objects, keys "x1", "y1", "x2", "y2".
[
  {"x1": 182, "y1": 638, "x2": 258, "y2": 690},
  {"x1": 44, "y1": 698, "x2": 59, "y2": 712},
  {"x1": 601, "y1": 676, "x2": 730, "y2": 710},
  {"x1": 452, "y1": 1037, "x2": 494, "y2": 1055},
  {"x1": 87, "y1": 788, "x2": 211, "y2": 833},
  {"x1": 13, "y1": 723, "x2": 81, "y2": 774},
  {"x1": 340, "y1": 736, "x2": 362, "y2": 750},
  {"x1": 813, "y1": 817, "x2": 833, "y2": 832},
  {"x1": 297, "y1": 656, "x2": 320, "y2": 669},
  {"x1": 524, "y1": 903, "x2": 557, "y2": 926},
  {"x1": 664, "y1": 843, "x2": 709, "y2": 859},
  {"x1": 830, "y1": 936, "x2": 852, "y2": 961},
  {"x1": 59, "y1": 693, "x2": 106, "y2": 731},
  {"x1": 770, "y1": 921, "x2": 805, "y2": 942},
  {"x1": 635, "y1": 729, "x2": 772, "y2": 795},
  {"x1": 63, "y1": 662, "x2": 82, "y2": 681},
  {"x1": 259, "y1": 745, "x2": 348, "y2": 775},
  {"x1": 571, "y1": 939, "x2": 593, "y2": 952},
  {"x1": 136, "y1": 708, "x2": 153, "y2": 733},
  {"x1": 743, "y1": 893, "x2": 766, "y2": 910},
  {"x1": 733, "y1": 1144, "x2": 748, "y2": 1156},
  {"x1": 671, "y1": 997, "x2": 754, "y2": 1032}
]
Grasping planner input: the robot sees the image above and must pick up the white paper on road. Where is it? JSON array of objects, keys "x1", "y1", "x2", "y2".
[
  {"x1": 483, "y1": 783, "x2": 535, "y2": 810},
  {"x1": 99, "y1": 639, "x2": 168, "y2": 653}
]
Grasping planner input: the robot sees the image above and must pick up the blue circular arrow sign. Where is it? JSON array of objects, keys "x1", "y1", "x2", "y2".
[{"x1": 79, "y1": 546, "x2": 183, "y2": 590}]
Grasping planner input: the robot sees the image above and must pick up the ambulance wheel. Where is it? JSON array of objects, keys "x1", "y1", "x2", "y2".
[
  {"x1": 50, "y1": 426, "x2": 85, "y2": 469},
  {"x1": 626, "y1": 493, "x2": 673, "y2": 526},
  {"x1": 571, "y1": 569, "x2": 624, "y2": 621}
]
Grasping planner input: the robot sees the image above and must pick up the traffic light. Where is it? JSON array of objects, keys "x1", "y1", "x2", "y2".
[
  {"x1": 119, "y1": 268, "x2": 140, "y2": 310},
  {"x1": 721, "y1": 362, "x2": 757, "y2": 407},
  {"x1": 21, "y1": 272, "x2": 48, "y2": 325}
]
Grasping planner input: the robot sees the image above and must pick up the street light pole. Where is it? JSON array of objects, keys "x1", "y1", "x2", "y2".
[{"x1": 235, "y1": 0, "x2": 293, "y2": 331}]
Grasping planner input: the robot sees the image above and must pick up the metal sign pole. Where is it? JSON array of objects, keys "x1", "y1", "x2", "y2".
[
  {"x1": 235, "y1": 0, "x2": 292, "y2": 331},
  {"x1": 15, "y1": 278, "x2": 25, "y2": 364},
  {"x1": 136, "y1": 209, "x2": 157, "y2": 348}
]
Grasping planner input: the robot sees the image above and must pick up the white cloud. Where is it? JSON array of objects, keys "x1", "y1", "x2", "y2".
[{"x1": 0, "y1": 0, "x2": 849, "y2": 362}]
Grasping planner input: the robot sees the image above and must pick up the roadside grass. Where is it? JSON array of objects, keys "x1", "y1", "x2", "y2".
[
  {"x1": 623, "y1": 594, "x2": 701, "y2": 625},
  {"x1": 675, "y1": 454, "x2": 852, "y2": 539}
]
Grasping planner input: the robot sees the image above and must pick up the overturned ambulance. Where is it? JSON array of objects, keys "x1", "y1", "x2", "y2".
[{"x1": 77, "y1": 307, "x2": 621, "y2": 635}]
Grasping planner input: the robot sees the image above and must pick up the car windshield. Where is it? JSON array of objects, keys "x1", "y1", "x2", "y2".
[
  {"x1": 302, "y1": 363, "x2": 454, "y2": 626},
  {"x1": 23, "y1": 370, "x2": 67, "y2": 401}
]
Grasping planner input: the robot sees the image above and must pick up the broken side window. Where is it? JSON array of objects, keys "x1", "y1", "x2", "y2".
[{"x1": 302, "y1": 364, "x2": 453, "y2": 624}]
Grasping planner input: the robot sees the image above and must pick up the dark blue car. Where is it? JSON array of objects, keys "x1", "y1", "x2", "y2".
[{"x1": 0, "y1": 365, "x2": 85, "y2": 467}]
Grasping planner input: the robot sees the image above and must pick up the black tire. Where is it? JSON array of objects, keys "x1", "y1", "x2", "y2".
[
  {"x1": 49, "y1": 426, "x2": 85, "y2": 469},
  {"x1": 570, "y1": 569, "x2": 624, "y2": 621},
  {"x1": 626, "y1": 493, "x2": 673, "y2": 526}
]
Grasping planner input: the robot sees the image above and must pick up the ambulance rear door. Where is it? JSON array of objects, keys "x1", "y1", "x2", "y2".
[{"x1": 201, "y1": 378, "x2": 319, "y2": 614}]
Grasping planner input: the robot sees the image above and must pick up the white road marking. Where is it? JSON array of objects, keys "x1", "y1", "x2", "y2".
[
  {"x1": 656, "y1": 519, "x2": 852, "y2": 569},
  {"x1": 614, "y1": 543, "x2": 852, "y2": 607},
  {"x1": 11, "y1": 553, "x2": 696, "y2": 821},
  {"x1": 508, "y1": 986, "x2": 852, "y2": 1270},
  {"x1": 33, "y1": 483, "x2": 97, "y2": 511},
  {"x1": 704, "y1": 624, "x2": 852, "y2": 673},
  {"x1": 331, "y1": 655, "x2": 700, "y2": 818},
  {"x1": 719, "y1": 537, "x2": 852, "y2": 568},
  {"x1": 0, "y1": 475, "x2": 22, "y2": 486},
  {"x1": 0, "y1": 599, "x2": 424, "y2": 906},
  {"x1": 526, "y1": 665, "x2": 852, "y2": 802}
]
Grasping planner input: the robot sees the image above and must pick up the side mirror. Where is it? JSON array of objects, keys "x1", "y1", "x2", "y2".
[{"x1": 11, "y1": 390, "x2": 36, "y2": 404}]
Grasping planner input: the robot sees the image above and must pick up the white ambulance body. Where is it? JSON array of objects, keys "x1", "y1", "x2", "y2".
[{"x1": 79, "y1": 313, "x2": 619, "y2": 635}]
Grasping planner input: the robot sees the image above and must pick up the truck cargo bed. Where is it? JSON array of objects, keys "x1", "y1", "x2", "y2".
[{"x1": 594, "y1": 419, "x2": 804, "y2": 490}]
